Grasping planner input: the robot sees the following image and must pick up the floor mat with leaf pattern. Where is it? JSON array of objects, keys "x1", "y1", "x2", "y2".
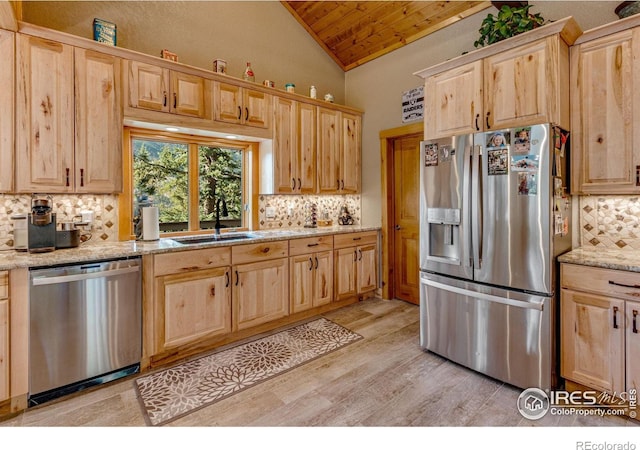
[{"x1": 134, "y1": 317, "x2": 363, "y2": 425}]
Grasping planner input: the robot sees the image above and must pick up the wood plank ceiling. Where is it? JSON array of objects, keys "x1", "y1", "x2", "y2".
[{"x1": 281, "y1": 1, "x2": 493, "y2": 71}]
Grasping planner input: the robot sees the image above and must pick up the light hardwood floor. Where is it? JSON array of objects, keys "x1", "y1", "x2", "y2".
[{"x1": 1, "y1": 298, "x2": 638, "y2": 427}]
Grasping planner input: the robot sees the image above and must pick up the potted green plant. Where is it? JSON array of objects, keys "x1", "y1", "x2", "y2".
[{"x1": 474, "y1": 4, "x2": 546, "y2": 48}]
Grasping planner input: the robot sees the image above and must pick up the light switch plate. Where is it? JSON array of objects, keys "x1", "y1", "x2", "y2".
[{"x1": 266, "y1": 206, "x2": 276, "y2": 219}]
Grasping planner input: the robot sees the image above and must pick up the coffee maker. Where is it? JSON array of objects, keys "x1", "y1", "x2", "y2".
[{"x1": 28, "y1": 195, "x2": 56, "y2": 253}]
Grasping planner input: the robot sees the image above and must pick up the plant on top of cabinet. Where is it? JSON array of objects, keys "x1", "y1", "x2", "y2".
[{"x1": 474, "y1": 4, "x2": 546, "y2": 48}]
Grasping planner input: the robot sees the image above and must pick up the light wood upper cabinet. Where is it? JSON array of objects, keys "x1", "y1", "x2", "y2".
[
  {"x1": 418, "y1": 19, "x2": 580, "y2": 139},
  {"x1": 128, "y1": 60, "x2": 209, "y2": 118},
  {"x1": 214, "y1": 81, "x2": 270, "y2": 128},
  {"x1": 16, "y1": 34, "x2": 74, "y2": 193},
  {"x1": 317, "y1": 108, "x2": 361, "y2": 193},
  {"x1": 484, "y1": 36, "x2": 567, "y2": 130},
  {"x1": 16, "y1": 35, "x2": 123, "y2": 193},
  {"x1": 273, "y1": 98, "x2": 317, "y2": 194},
  {"x1": 424, "y1": 60, "x2": 483, "y2": 139},
  {"x1": 74, "y1": 47, "x2": 123, "y2": 193},
  {"x1": 571, "y1": 27, "x2": 640, "y2": 194},
  {"x1": 0, "y1": 30, "x2": 14, "y2": 193}
]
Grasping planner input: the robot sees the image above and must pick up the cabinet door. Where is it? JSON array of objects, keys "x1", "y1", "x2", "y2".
[
  {"x1": 214, "y1": 82, "x2": 242, "y2": 124},
  {"x1": 297, "y1": 102, "x2": 317, "y2": 193},
  {"x1": 0, "y1": 30, "x2": 14, "y2": 193},
  {"x1": 561, "y1": 289, "x2": 625, "y2": 394},
  {"x1": 74, "y1": 48, "x2": 123, "y2": 193},
  {"x1": 244, "y1": 88, "x2": 270, "y2": 128},
  {"x1": 571, "y1": 29, "x2": 640, "y2": 194},
  {"x1": 157, "y1": 267, "x2": 231, "y2": 351},
  {"x1": 484, "y1": 37, "x2": 554, "y2": 130},
  {"x1": 16, "y1": 35, "x2": 75, "y2": 193},
  {"x1": 317, "y1": 107, "x2": 340, "y2": 193},
  {"x1": 233, "y1": 258, "x2": 288, "y2": 331},
  {"x1": 341, "y1": 112, "x2": 361, "y2": 193},
  {"x1": 0, "y1": 300, "x2": 7, "y2": 402},
  {"x1": 290, "y1": 254, "x2": 314, "y2": 313},
  {"x1": 172, "y1": 71, "x2": 206, "y2": 117},
  {"x1": 425, "y1": 60, "x2": 483, "y2": 138},
  {"x1": 273, "y1": 97, "x2": 297, "y2": 193},
  {"x1": 334, "y1": 247, "x2": 357, "y2": 301},
  {"x1": 357, "y1": 244, "x2": 377, "y2": 295},
  {"x1": 627, "y1": 302, "x2": 640, "y2": 392},
  {"x1": 314, "y1": 250, "x2": 333, "y2": 307},
  {"x1": 128, "y1": 60, "x2": 169, "y2": 112}
]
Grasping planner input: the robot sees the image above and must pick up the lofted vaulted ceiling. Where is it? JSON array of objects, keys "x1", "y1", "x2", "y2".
[{"x1": 281, "y1": 1, "x2": 493, "y2": 71}]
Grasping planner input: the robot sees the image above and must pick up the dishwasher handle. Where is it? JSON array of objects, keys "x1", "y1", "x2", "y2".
[{"x1": 31, "y1": 265, "x2": 140, "y2": 286}]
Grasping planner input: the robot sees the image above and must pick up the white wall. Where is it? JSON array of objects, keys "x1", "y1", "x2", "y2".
[
  {"x1": 21, "y1": 1, "x2": 346, "y2": 104},
  {"x1": 346, "y1": 1, "x2": 620, "y2": 227}
]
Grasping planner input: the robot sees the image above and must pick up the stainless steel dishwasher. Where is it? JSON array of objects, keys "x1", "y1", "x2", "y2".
[{"x1": 29, "y1": 257, "x2": 142, "y2": 406}]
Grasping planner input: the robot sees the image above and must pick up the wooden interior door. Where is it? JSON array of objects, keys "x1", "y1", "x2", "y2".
[{"x1": 393, "y1": 134, "x2": 421, "y2": 304}]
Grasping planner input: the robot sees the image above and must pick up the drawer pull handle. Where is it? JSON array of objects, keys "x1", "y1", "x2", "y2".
[
  {"x1": 307, "y1": 243, "x2": 319, "y2": 247},
  {"x1": 309, "y1": 258, "x2": 313, "y2": 271},
  {"x1": 613, "y1": 306, "x2": 619, "y2": 329},
  {"x1": 353, "y1": 237, "x2": 362, "y2": 241},
  {"x1": 235, "y1": 270, "x2": 239, "y2": 286},
  {"x1": 262, "y1": 247, "x2": 270, "y2": 253},
  {"x1": 608, "y1": 280, "x2": 640, "y2": 289},
  {"x1": 315, "y1": 256, "x2": 319, "y2": 269},
  {"x1": 353, "y1": 250, "x2": 357, "y2": 262},
  {"x1": 358, "y1": 249, "x2": 362, "y2": 261},
  {"x1": 633, "y1": 310, "x2": 638, "y2": 334}
]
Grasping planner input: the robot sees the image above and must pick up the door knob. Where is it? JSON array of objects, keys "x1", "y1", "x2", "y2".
[{"x1": 395, "y1": 225, "x2": 401, "y2": 230}]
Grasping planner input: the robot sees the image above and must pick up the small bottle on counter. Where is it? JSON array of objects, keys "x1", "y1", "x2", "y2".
[
  {"x1": 309, "y1": 85, "x2": 317, "y2": 99},
  {"x1": 285, "y1": 83, "x2": 295, "y2": 93},
  {"x1": 243, "y1": 62, "x2": 255, "y2": 82}
]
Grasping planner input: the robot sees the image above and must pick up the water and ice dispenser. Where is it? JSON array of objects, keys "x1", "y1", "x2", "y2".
[{"x1": 426, "y1": 207, "x2": 460, "y2": 263}]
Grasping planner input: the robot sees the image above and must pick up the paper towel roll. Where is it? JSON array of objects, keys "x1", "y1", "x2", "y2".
[{"x1": 142, "y1": 206, "x2": 160, "y2": 241}]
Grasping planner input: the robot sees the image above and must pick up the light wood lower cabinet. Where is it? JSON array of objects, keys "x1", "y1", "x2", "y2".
[
  {"x1": 156, "y1": 267, "x2": 231, "y2": 351},
  {"x1": 0, "y1": 271, "x2": 9, "y2": 403},
  {"x1": 233, "y1": 258, "x2": 289, "y2": 331},
  {"x1": 290, "y1": 251, "x2": 333, "y2": 313},
  {"x1": 561, "y1": 263, "x2": 639, "y2": 396},
  {"x1": 334, "y1": 232, "x2": 378, "y2": 301}
]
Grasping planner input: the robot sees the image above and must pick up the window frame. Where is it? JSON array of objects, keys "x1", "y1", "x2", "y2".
[{"x1": 119, "y1": 127, "x2": 258, "y2": 240}]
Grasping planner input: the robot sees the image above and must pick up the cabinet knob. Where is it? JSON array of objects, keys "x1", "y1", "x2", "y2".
[
  {"x1": 613, "y1": 306, "x2": 619, "y2": 329},
  {"x1": 210, "y1": 286, "x2": 216, "y2": 296}
]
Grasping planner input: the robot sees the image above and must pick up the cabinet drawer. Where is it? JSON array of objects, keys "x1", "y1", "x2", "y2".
[
  {"x1": 232, "y1": 240, "x2": 288, "y2": 265},
  {"x1": 561, "y1": 263, "x2": 640, "y2": 301},
  {"x1": 0, "y1": 271, "x2": 7, "y2": 300},
  {"x1": 154, "y1": 247, "x2": 231, "y2": 276},
  {"x1": 289, "y1": 236, "x2": 333, "y2": 256},
  {"x1": 333, "y1": 231, "x2": 377, "y2": 249}
]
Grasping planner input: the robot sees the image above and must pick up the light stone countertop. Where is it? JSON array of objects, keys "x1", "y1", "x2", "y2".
[
  {"x1": 0, "y1": 226, "x2": 381, "y2": 271},
  {"x1": 558, "y1": 247, "x2": 640, "y2": 273}
]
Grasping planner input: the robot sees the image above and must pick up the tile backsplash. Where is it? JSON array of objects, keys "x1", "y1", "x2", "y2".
[
  {"x1": 580, "y1": 195, "x2": 640, "y2": 250},
  {"x1": 258, "y1": 194, "x2": 360, "y2": 229},
  {"x1": 0, "y1": 194, "x2": 118, "y2": 250}
]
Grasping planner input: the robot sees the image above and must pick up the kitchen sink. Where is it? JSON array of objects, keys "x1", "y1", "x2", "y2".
[{"x1": 171, "y1": 233, "x2": 255, "y2": 245}]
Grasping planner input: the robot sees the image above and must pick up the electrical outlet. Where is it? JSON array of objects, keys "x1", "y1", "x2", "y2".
[
  {"x1": 80, "y1": 210, "x2": 94, "y2": 223},
  {"x1": 266, "y1": 206, "x2": 276, "y2": 220}
]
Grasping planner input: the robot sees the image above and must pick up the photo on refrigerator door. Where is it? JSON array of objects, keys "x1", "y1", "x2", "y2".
[
  {"x1": 514, "y1": 127, "x2": 531, "y2": 153},
  {"x1": 486, "y1": 131, "x2": 510, "y2": 148},
  {"x1": 424, "y1": 143, "x2": 438, "y2": 166},
  {"x1": 518, "y1": 172, "x2": 537, "y2": 196},
  {"x1": 488, "y1": 148, "x2": 508, "y2": 175}
]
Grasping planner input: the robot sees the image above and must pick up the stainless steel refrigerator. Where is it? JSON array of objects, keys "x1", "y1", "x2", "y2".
[{"x1": 419, "y1": 124, "x2": 572, "y2": 391}]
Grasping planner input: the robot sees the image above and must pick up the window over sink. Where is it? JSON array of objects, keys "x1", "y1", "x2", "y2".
[{"x1": 120, "y1": 128, "x2": 255, "y2": 239}]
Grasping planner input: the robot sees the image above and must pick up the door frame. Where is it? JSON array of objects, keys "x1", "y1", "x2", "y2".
[{"x1": 379, "y1": 122, "x2": 423, "y2": 300}]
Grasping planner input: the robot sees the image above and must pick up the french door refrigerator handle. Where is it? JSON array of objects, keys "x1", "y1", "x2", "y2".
[
  {"x1": 420, "y1": 276, "x2": 545, "y2": 311},
  {"x1": 462, "y1": 144, "x2": 472, "y2": 269},
  {"x1": 471, "y1": 144, "x2": 483, "y2": 269}
]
